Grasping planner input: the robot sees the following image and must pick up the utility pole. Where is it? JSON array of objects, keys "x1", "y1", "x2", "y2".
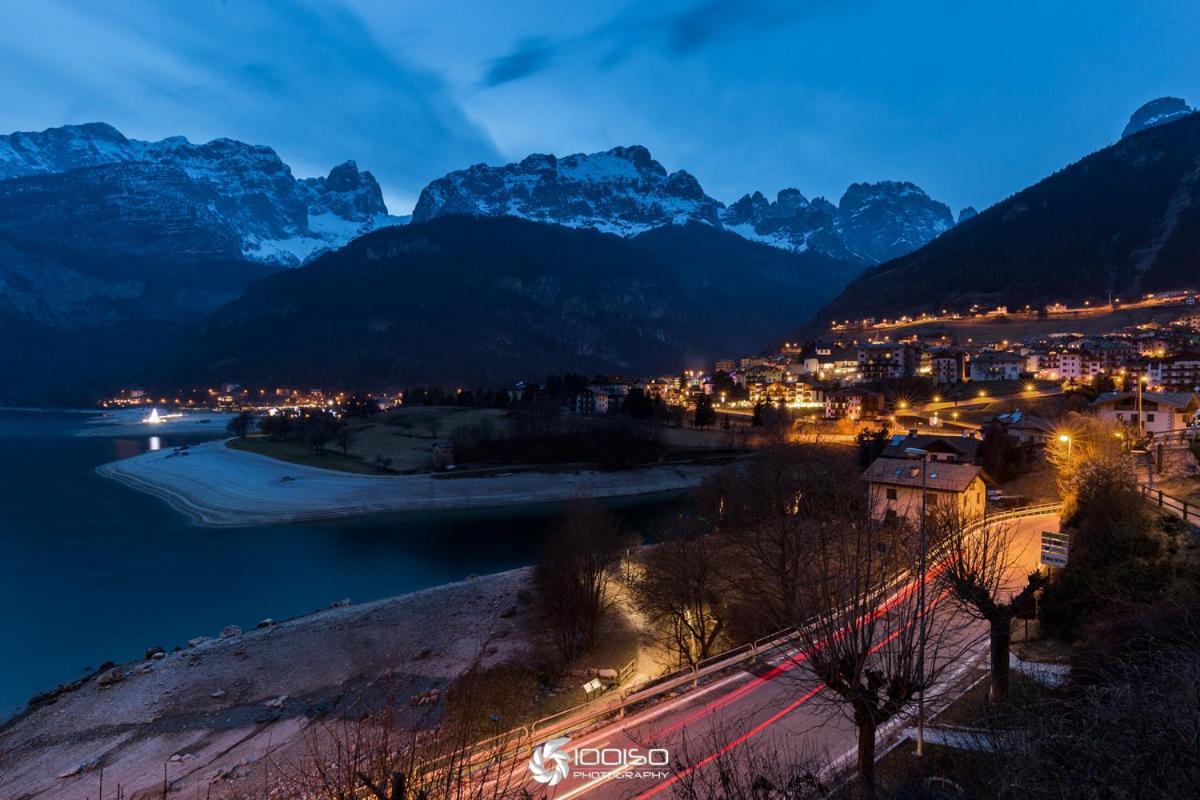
[
  {"x1": 905, "y1": 446, "x2": 930, "y2": 757},
  {"x1": 1138, "y1": 374, "x2": 1144, "y2": 438}
]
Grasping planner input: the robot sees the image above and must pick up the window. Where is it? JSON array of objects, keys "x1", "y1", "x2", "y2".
[
  {"x1": 886, "y1": 488, "x2": 897, "y2": 500},
  {"x1": 1146, "y1": 413, "x2": 1156, "y2": 423},
  {"x1": 925, "y1": 493, "x2": 939, "y2": 506}
]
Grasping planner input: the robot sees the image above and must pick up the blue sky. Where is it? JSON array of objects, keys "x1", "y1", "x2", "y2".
[{"x1": 2, "y1": 0, "x2": 1197, "y2": 215}]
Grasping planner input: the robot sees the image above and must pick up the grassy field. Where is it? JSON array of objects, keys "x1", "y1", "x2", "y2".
[
  {"x1": 231, "y1": 406, "x2": 752, "y2": 475},
  {"x1": 227, "y1": 434, "x2": 382, "y2": 474},
  {"x1": 342, "y1": 406, "x2": 508, "y2": 472}
]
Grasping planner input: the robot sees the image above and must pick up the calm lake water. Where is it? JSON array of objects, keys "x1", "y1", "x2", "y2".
[{"x1": 0, "y1": 410, "x2": 681, "y2": 719}]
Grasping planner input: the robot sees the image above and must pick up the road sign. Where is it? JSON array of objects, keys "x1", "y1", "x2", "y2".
[{"x1": 1040, "y1": 530, "x2": 1069, "y2": 568}]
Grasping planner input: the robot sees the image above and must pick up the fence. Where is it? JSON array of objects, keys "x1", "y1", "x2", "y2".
[
  {"x1": 1145, "y1": 428, "x2": 1200, "y2": 446},
  {"x1": 1140, "y1": 484, "x2": 1198, "y2": 523},
  {"x1": 399, "y1": 502, "x2": 1064, "y2": 789}
]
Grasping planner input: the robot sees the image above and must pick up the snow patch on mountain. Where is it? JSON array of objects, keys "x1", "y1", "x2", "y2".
[
  {"x1": 412, "y1": 145, "x2": 723, "y2": 236},
  {"x1": 1122, "y1": 98, "x2": 1197, "y2": 139},
  {"x1": 413, "y1": 145, "x2": 959, "y2": 265},
  {"x1": 0, "y1": 123, "x2": 405, "y2": 266}
]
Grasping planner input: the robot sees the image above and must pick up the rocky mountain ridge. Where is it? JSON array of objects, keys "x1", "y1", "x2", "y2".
[
  {"x1": 0, "y1": 122, "x2": 405, "y2": 266},
  {"x1": 1121, "y1": 97, "x2": 1197, "y2": 139},
  {"x1": 413, "y1": 145, "x2": 962, "y2": 265},
  {"x1": 815, "y1": 108, "x2": 1200, "y2": 324}
]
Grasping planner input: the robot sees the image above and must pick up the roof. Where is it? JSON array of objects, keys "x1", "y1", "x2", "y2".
[
  {"x1": 970, "y1": 350, "x2": 1023, "y2": 364},
  {"x1": 881, "y1": 434, "x2": 980, "y2": 462},
  {"x1": 827, "y1": 387, "x2": 883, "y2": 399},
  {"x1": 988, "y1": 408, "x2": 1055, "y2": 433},
  {"x1": 1154, "y1": 351, "x2": 1200, "y2": 363},
  {"x1": 863, "y1": 457, "x2": 985, "y2": 493},
  {"x1": 1092, "y1": 391, "x2": 1200, "y2": 411}
]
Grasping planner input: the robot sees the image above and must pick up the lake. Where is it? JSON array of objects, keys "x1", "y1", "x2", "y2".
[{"x1": 0, "y1": 410, "x2": 681, "y2": 719}]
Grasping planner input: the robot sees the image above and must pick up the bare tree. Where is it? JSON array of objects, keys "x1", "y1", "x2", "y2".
[
  {"x1": 1046, "y1": 414, "x2": 1132, "y2": 509},
  {"x1": 632, "y1": 522, "x2": 729, "y2": 668},
  {"x1": 262, "y1": 665, "x2": 541, "y2": 800},
  {"x1": 953, "y1": 641, "x2": 1200, "y2": 800},
  {"x1": 533, "y1": 500, "x2": 628, "y2": 663},
  {"x1": 656, "y1": 717, "x2": 832, "y2": 800},
  {"x1": 703, "y1": 445, "x2": 864, "y2": 637},
  {"x1": 226, "y1": 410, "x2": 255, "y2": 439},
  {"x1": 932, "y1": 508, "x2": 1044, "y2": 701},
  {"x1": 335, "y1": 424, "x2": 354, "y2": 456},
  {"x1": 787, "y1": 504, "x2": 969, "y2": 800}
]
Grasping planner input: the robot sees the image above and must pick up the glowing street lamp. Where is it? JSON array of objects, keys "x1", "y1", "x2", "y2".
[{"x1": 1059, "y1": 433, "x2": 1072, "y2": 458}]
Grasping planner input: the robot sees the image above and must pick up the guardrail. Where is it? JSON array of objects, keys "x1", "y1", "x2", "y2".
[{"x1": 405, "y1": 501, "x2": 1063, "y2": 787}]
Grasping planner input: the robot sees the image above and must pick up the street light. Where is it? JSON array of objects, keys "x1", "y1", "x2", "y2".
[
  {"x1": 1059, "y1": 433, "x2": 1072, "y2": 458},
  {"x1": 904, "y1": 445, "x2": 930, "y2": 757}
]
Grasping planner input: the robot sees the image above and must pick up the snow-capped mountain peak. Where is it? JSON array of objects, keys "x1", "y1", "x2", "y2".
[
  {"x1": 0, "y1": 123, "x2": 405, "y2": 266},
  {"x1": 412, "y1": 145, "x2": 960, "y2": 265},
  {"x1": 1121, "y1": 97, "x2": 1197, "y2": 139},
  {"x1": 412, "y1": 145, "x2": 723, "y2": 235}
]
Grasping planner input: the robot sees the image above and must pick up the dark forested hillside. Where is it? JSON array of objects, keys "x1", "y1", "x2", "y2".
[
  {"x1": 159, "y1": 216, "x2": 858, "y2": 388},
  {"x1": 816, "y1": 113, "x2": 1200, "y2": 324}
]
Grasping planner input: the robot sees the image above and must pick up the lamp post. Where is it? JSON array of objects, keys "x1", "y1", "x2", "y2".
[
  {"x1": 1058, "y1": 433, "x2": 1072, "y2": 459},
  {"x1": 1138, "y1": 375, "x2": 1146, "y2": 438},
  {"x1": 905, "y1": 445, "x2": 930, "y2": 757}
]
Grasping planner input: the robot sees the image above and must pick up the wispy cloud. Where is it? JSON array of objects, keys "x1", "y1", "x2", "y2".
[
  {"x1": 0, "y1": 0, "x2": 500, "y2": 212},
  {"x1": 483, "y1": 0, "x2": 801, "y2": 86}
]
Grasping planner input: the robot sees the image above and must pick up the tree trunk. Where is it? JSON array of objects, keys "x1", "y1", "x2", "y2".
[
  {"x1": 854, "y1": 704, "x2": 878, "y2": 800},
  {"x1": 989, "y1": 616, "x2": 1012, "y2": 703}
]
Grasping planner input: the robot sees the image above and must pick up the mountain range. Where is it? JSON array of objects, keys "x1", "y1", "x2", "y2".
[
  {"x1": 815, "y1": 98, "x2": 1200, "y2": 325},
  {"x1": 4, "y1": 97, "x2": 1200, "y2": 400},
  {"x1": 0, "y1": 124, "x2": 405, "y2": 328},
  {"x1": 0, "y1": 123, "x2": 404, "y2": 266},
  {"x1": 412, "y1": 144, "x2": 962, "y2": 264}
]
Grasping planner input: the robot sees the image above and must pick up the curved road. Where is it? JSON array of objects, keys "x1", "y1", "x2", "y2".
[{"x1": 519, "y1": 513, "x2": 1058, "y2": 799}]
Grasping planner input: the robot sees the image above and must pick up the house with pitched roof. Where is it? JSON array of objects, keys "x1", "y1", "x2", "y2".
[
  {"x1": 881, "y1": 431, "x2": 982, "y2": 464},
  {"x1": 864, "y1": 457, "x2": 989, "y2": 524},
  {"x1": 1092, "y1": 391, "x2": 1200, "y2": 435}
]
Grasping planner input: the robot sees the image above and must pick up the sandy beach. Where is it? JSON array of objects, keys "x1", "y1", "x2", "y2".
[
  {"x1": 0, "y1": 570, "x2": 533, "y2": 800},
  {"x1": 97, "y1": 439, "x2": 712, "y2": 526}
]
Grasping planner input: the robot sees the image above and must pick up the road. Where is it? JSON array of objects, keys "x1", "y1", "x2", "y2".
[{"x1": 519, "y1": 513, "x2": 1058, "y2": 799}]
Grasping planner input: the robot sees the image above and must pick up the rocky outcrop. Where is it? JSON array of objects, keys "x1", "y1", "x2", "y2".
[
  {"x1": 1122, "y1": 97, "x2": 1197, "y2": 139},
  {"x1": 413, "y1": 145, "x2": 723, "y2": 235},
  {"x1": 0, "y1": 123, "x2": 405, "y2": 268},
  {"x1": 413, "y1": 145, "x2": 957, "y2": 265}
]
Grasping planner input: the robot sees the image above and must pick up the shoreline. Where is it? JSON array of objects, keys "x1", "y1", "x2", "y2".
[
  {"x1": 98, "y1": 439, "x2": 714, "y2": 526},
  {"x1": 0, "y1": 569, "x2": 534, "y2": 800}
]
